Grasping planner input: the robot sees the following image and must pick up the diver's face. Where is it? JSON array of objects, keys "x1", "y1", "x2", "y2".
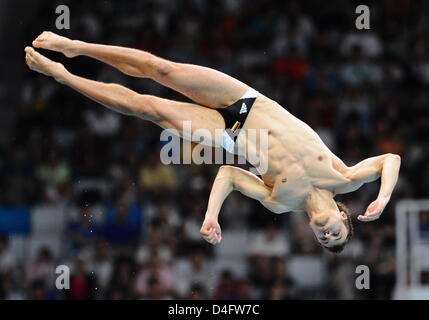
[{"x1": 309, "y1": 210, "x2": 348, "y2": 248}]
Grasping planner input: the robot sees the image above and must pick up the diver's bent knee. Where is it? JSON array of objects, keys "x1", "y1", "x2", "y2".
[
  {"x1": 219, "y1": 165, "x2": 235, "y2": 174},
  {"x1": 153, "y1": 60, "x2": 179, "y2": 78},
  {"x1": 218, "y1": 166, "x2": 237, "y2": 184}
]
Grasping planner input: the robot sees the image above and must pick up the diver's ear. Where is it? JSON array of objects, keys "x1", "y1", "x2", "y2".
[{"x1": 340, "y1": 211, "x2": 347, "y2": 220}]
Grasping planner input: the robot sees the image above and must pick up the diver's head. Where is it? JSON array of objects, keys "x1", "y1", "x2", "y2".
[
  {"x1": 311, "y1": 201, "x2": 353, "y2": 253},
  {"x1": 305, "y1": 190, "x2": 354, "y2": 253}
]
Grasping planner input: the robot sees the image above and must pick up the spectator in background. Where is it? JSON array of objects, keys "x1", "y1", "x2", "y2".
[
  {"x1": 340, "y1": 31, "x2": 382, "y2": 58},
  {"x1": 361, "y1": 228, "x2": 396, "y2": 299},
  {"x1": 329, "y1": 255, "x2": 357, "y2": 300},
  {"x1": 272, "y1": 45, "x2": 307, "y2": 85},
  {"x1": 36, "y1": 149, "x2": 71, "y2": 203},
  {"x1": 91, "y1": 239, "x2": 114, "y2": 293},
  {"x1": 420, "y1": 211, "x2": 429, "y2": 238},
  {"x1": 1, "y1": 147, "x2": 37, "y2": 205},
  {"x1": 143, "y1": 201, "x2": 181, "y2": 246},
  {"x1": 136, "y1": 221, "x2": 173, "y2": 265},
  {"x1": 233, "y1": 279, "x2": 254, "y2": 300},
  {"x1": 174, "y1": 249, "x2": 214, "y2": 297},
  {"x1": 221, "y1": 193, "x2": 252, "y2": 230},
  {"x1": 247, "y1": 224, "x2": 289, "y2": 258},
  {"x1": 36, "y1": 149, "x2": 70, "y2": 187},
  {"x1": 182, "y1": 201, "x2": 208, "y2": 246},
  {"x1": 185, "y1": 283, "x2": 207, "y2": 300},
  {"x1": 83, "y1": 107, "x2": 122, "y2": 178},
  {"x1": 84, "y1": 108, "x2": 121, "y2": 137},
  {"x1": 28, "y1": 279, "x2": 48, "y2": 300},
  {"x1": 102, "y1": 201, "x2": 139, "y2": 250},
  {"x1": 340, "y1": 45, "x2": 380, "y2": 88},
  {"x1": 376, "y1": 131, "x2": 406, "y2": 156},
  {"x1": 116, "y1": 178, "x2": 139, "y2": 207},
  {"x1": 265, "y1": 257, "x2": 296, "y2": 299},
  {"x1": 247, "y1": 226, "x2": 292, "y2": 294},
  {"x1": 270, "y1": 257, "x2": 292, "y2": 283},
  {"x1": 214, "y1": 270, "x2": 236, "y2": 300},
  {"x1": 0, "y1": 235, "x2": 15, "y2": 299},
  {"x1": 69, "y1": 127, "x2": 106, "y2": 178},
  {"x1": 248, "y1": 255, "x2": 272, "y2": 293},
  {"x1": 0, "y1": 235, "x2": 14, "y2": 278},
  {"x1": 65, "y1": 258, "x2": 97, "y2": 300},
  {"x1": 25, "y1": 247, "x2": 55, "y2": 290},
  {"x1": 416, "y1": 50, "x2": 429, "y2": 85},
  {"x1": 135, "y1": 252, "x2": 175, "y2": 299},
  {"x1": 142, "y1": 276, "x2": 172, "y2": 300},
  {"x1": 105, "y1": 256, "x2": 136, "y2": 300},
  {"x1": 290, "y1": 215, "x2": 320, "y2": 254},
  {"x1": 264, "y1": 280, "x2": 295, "y2": 300},
  {"x1": 139, "y1": 154, "x2": 178, "y2": 195},
  {"x1": 69, "y1": 207, "x2": 101, "y2": 253}
]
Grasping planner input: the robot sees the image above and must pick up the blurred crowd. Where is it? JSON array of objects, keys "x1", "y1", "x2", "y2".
[{"x1": 1, "y1": 0, "x2": 428, "y2": 299}]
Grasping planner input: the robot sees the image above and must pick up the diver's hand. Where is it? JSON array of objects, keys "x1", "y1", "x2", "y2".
[
  {"x1": 358, "y1": 197, "x2": 389, "y2": 222},
  {"x1": 200, "y1": 217, "x2": 222, "y2": 245}
]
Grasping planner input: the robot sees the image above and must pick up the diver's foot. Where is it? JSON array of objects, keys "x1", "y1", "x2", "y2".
[
  {"x1": 32, "y1": 31, "x2": 79, "y2": 58},
  {"x1": 25, "y1": 46, "x2": 67, "y2": 81}
]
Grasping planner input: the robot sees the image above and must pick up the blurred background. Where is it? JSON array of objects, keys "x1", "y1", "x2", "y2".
[{"x1": 0, "y1": 0, "x2": 428, "y2": 300}]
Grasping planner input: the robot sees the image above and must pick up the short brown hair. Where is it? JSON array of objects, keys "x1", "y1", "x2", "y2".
[{"x1": 323, "y1": 201, "x2": 354, "y2": 253}]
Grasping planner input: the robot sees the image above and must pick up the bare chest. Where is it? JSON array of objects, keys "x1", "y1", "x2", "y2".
[
  {"x1": 264, "y1": 164, "x2": 311, "y2": 210},
  {"x1": 263, "y1": 152, "x2": 345, "y2": 210}
]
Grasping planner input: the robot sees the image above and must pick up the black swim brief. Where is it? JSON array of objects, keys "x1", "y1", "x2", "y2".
[{"x1": 217, "y1": 87, "x2": 259, "y2": 153}]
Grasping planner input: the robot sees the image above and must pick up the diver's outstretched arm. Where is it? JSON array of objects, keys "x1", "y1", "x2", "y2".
[{"x1": 334, "y1": 153, "x2": 401, "y2": 222}]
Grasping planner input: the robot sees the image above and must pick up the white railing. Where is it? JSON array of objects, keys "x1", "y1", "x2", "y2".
[{"x1": 394, "y1": 199, "x2": 429, "y2": 299}]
